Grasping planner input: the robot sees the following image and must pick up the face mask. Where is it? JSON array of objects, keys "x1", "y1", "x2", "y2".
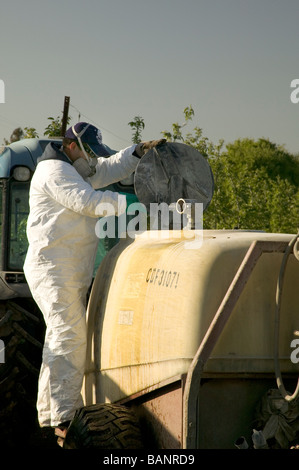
[
  {"x1": 71, "y1": 124, "x2": 95, "y2": 161},
  {"x1": 73, "y1": 157, "x2": 96, "y2": 179},
  {"x1": 71, "y1": 124, "x2": 98, "y2": 179}
]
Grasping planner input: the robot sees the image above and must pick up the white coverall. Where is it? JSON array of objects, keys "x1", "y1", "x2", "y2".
[{"x1": 23, "y1": 143, "x2": 138, "y2": 427}]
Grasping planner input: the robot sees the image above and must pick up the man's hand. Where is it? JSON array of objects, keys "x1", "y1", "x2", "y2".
[{"x1": 134, "y1": 139, "x2": 166, "y2": 158}]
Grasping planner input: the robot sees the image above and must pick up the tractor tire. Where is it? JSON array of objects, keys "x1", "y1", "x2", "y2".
[
  {"x1": 0, "y1": 298, "x2": 45, "y2": 446},
  {"x1": 63, "y1": 403, "x2": 145, "y2": 449}
]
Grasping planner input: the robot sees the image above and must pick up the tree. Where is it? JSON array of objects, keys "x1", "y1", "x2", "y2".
[
  {"x1": 24, "y1": 127, "x2": 39, "y2": 139},
  {"x1": 225, "y1": 138, "x2": 299, "y2": 187},
  {"x1": 128, "y1": 116, "x2": 145, "y2": 144},
  {"x1": 3, "y1": 127, "x2": 24, "y2": 145},
  {"x1": 44, "y1": 115, "x2": 71, "y2": 137},
  {"x1": 2, "y1": 114, "x2": 71, "y2": 145},
  {"x1": 215, "y1": 138, "x2": 299, "y2": 233},
  {"x1": 162, "y1": 107, "x2": 299, "y2": 234},
  {"x1": 162, "y1": 106, "x2": 194, "y2": 143},
  {"x1": 162, "y1": 105, "x2": 224, "y2": 159}
]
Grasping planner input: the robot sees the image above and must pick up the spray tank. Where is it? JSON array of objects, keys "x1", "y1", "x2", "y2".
[{"x1": 71, "y1": 142, "x2": 299, "y2": 450}]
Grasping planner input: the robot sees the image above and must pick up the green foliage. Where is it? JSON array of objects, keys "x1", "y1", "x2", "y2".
[
  {"x1": 206, "y1": 138, "x2": 299, "y2": 233},
  {"x1": 2, "y1": 114, "x2": 71, "y2": 144},
  {"x1": 162, "y1": 106, "x2": 224, "y2": 159},
  {"x1": 225, "y1": 138, "x2": 299, "y2": 187},
  {"x1": 24, "y1": 127, "x2": 39, "y2": 139},
  {"x1": 44, "y1": 115, "x2": 71, "y2": 137},
  {"x1": 162, "y1": 107, "x2": 299, "y2": 234},
  {"x1": 161, "y1": 106, "x2": 195, "y2": 143},
  {"x1": 128, "y1": 116, "x2": 145, "y2": 144},
  {"x1": 3, "y1": 106, "x2": 299, "y2": 234}
]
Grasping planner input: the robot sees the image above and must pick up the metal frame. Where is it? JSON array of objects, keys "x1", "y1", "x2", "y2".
[{"x1": 182, "y1": 239, "x2": 290, "y2": 449}]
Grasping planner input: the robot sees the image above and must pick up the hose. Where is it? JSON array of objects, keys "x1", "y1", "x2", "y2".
[{"x1": 274, "y1": 232, "x2": 299, "y2": 402}]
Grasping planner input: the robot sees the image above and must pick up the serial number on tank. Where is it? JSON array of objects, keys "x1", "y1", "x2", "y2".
[{"x1": 146, "y1": 267, "x2": 180, "y2": 289}]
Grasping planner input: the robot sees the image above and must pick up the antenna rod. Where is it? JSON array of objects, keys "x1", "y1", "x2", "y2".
[{"x1": 61, "y1": 96, "x2": 70, "y2": 136}]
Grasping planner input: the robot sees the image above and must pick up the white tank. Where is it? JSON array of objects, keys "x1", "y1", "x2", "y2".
[{"x1": 83, "y1": 230, "x2": 299, "y2": 405}]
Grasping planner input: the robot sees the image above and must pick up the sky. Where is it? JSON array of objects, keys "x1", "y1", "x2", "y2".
[{"x1": 1, "y1": 0, "x2": 299, "y2": 154}]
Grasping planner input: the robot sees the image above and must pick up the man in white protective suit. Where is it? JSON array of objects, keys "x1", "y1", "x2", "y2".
[{"x1": 23, "y1": 122, "x2": 165, "y2": 444}]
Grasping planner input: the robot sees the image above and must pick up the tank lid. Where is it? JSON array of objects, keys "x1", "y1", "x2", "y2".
[{"x1": 134, "y1": 142, "x2": 214, "y2": 211}]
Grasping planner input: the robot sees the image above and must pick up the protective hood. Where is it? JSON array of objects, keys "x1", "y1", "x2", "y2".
[{"x1": 37, "y1": 142, "x2": 72, "y2": 165}]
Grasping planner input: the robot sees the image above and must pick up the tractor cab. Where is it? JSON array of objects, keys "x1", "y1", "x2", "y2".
[{"x1": 0, "y1": 139, "x2": 57, "y2": 299}]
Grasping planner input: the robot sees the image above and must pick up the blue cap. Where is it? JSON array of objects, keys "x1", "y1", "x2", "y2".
[{"x1": 65, "y1": 122, "x2": 109, "y2": 156}]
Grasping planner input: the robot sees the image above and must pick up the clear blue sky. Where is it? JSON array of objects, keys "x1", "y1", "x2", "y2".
[{"x1": 1, "y1": 0, "x2": 299, "y2": 153}]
